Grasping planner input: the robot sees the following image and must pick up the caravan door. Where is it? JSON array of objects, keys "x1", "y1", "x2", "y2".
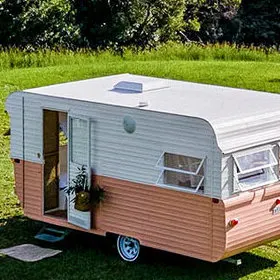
[{"x1": 67, "y1": 115, "x2": 92, "y2": 229}]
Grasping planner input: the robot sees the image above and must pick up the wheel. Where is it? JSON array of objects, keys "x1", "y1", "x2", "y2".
[{"x1": 117, "y1": 235, "x2": 140, "y2": 262}]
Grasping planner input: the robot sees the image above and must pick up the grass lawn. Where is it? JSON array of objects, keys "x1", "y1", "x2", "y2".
[{"x1": 1, "y1": 58, "x2": 280, "y2": 280}]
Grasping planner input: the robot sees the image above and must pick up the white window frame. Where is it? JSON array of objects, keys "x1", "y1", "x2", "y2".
[
  {"x1": 234, "y1": 148, "x2": 277, "y2": 174},
  {"x1": 69, "y1": 117, "x2": 89, "y2": 166},
  {"x1": 155, "y1": 152, "x2": 206, "y2": 193},
  {"x1": 67, "y1": 114, "x2": 92, "y2": 229},
  {"x1": 233, "y1": 146, "x2": 279, "y2": 191}
]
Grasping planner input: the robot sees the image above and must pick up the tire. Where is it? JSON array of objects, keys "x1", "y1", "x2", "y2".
[{"x1": 116, "y1": 235, "x2": 140, "y2": 262}]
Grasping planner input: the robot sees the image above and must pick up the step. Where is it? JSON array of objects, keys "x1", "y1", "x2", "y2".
[
  {"x1": 35, "y1": 226, "x2": 70, "y2": 243},
  {"x1": 44, "y1": 227, "x2": 67, "y2": 235}
]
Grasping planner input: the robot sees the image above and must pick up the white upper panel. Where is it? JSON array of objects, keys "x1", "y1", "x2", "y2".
[{"x1": 24, "y1": 73, "x2": 280, "y2": 153}]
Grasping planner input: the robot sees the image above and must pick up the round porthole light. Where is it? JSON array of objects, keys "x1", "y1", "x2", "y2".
[{"x1": 123, "y1": 116, "x2": 136, "y2": 134}]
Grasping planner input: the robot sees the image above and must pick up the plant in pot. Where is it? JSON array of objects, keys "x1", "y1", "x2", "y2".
[{"x1": 64, "y1": 165, "x2": 105, "y2": 212}]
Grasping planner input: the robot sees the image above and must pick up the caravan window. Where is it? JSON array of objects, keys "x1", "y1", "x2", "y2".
[
  {"x1": 70, "y1": 118, "x2": 88, "y2": 165},
  {"x1": 234, "y1": 148, "x2": 278, "y2": 191},
  {"x1": 156, "y1": 153, "x2": 205, "y2": 193}
]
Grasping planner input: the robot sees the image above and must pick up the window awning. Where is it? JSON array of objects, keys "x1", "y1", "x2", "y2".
[
  {"x1": 234, "y1": 149, "x2": 277, "y2": 174},
  {"x1": 155, "y1": 152, "x2": 206, "y2": 193},
  {"x1": 233, "y1": 147, "x2": 278, "y2": 191}
]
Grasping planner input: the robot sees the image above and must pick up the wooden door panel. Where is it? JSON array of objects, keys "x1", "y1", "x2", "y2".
[
  {"x1": 44, "y1": 110, "x2": 59, "y2": 154},
  {"x1": 44, "y1": 154, "x2": 59, "y2": 210},
  {"x1": 43, "y1": 110, "x2": 59, "y2": 211}
]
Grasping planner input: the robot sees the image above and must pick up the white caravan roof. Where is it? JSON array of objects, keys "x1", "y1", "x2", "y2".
[{"x1": 24, "y1": 73, "x2": 280, "y2": 154}]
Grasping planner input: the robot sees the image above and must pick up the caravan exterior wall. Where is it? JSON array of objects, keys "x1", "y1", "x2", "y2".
[
  {"x1": 7, "y1": 92, "x2": 222, "y2": 198},
  {"x1": 6, "y1": 84, "x2": 280, "y2": 263}
]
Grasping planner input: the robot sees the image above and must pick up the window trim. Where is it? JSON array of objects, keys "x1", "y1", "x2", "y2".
[
  {"x1": 234, "y1": 169, "x2": 278, "y2": 192},
  {"x1": 233, "y1": 148, "x2": 277, "y2": 175},
  {"x1": 155, "y1": 152, "x2": 205, "y2": 175},
  {"x1": 155, "y1": 152, "x2": 206, "y2": 193},
  {"x1": 69, "y1": 116, "x2": 90, "y2": 166},
  {"x1": 233, "y1": 146, "x2": 279, "y2": 191}
]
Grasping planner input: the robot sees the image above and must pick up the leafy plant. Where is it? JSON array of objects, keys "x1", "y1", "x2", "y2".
[
  {"x1": 64, "y1": 165, "x2": 89, "y2": 196},
  {"x1": 63, "y1": 165, "x2": 105, "y2": 207},
  {"x1": 91, "y1": 185, "x2": 105, "y2": 206}
]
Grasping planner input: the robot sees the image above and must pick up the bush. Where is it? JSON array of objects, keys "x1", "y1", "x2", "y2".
[
  {"x1": 0, "y1": 0, "x2": 81, "y2": 49},
  {"x1": 183, "y1": 0, "x2": 241, "y2": 43},
  {"x1": 231, "y1": 0, "x2": 280, "y2": 48},
  {"x1": 0, "y1": 0, "x2": 25, "y2": 46},
  {"x1": 74, "y1": 0, "x2": 186, "y2": 50},
  {"x1": 0, "y1": 0, "x2": 186, "y2": 50},
  {"x1": 20, "y1": 0, "x2": 81, "y2": 49}
]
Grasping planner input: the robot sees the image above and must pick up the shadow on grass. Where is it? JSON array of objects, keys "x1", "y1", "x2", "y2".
[
  {"x1": 0, "y1": 217, "x2": 277, "y2": 280},
  {"x1": 269, "y1": 78, "x2": 280, "y2": 83},
  {"x1": 0, "y1": 216, "x2": 42, "y2": 248}
]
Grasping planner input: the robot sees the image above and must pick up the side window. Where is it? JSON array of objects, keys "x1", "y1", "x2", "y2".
[
  {"x1": 70, "y1": 118, "x2": 88, "y2": 165},
  {"x1": 156, "y1": 152, "x2": 206, "y2": 193},
  {"x1": 233, "y1": 147, "x2": 279, "y2": 191}
]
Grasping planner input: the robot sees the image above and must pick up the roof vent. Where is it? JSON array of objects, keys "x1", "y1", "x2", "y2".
[
  {"x1": 114, "y1": 81, "x2": 143, "y2": 93},
  {"x1": 113, "y1": 80, "x2": 168, "y2": 94},
  {"x1": 137, "y1": 101, "x2": 149, "y2": 107}
]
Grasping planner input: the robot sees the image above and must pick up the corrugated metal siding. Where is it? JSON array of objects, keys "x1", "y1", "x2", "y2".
[
  {"x1": 23, "y1": 161, "x2": 43, "y2": 218},
  {"x1": 96, "y1": 176, "x2": 225, "y2": 262},
  {"x1": 17, "y1": 162, "x2": 226, "y2": 261},
  {"x1": 23, "y1": 97, "x2": 43, "y2": 163},
  {"x1": 223, "y1": 183, "x2": 280, "y2": 258},
  {"x1": 22, "y1": 74, "x2": 280, "y2": 155},
  {"x1": 221, "y1": 155, "x2": 234, "y2": 199},
  {"x1": 212, "y1": 201, "x2": 226, "y2": 260},
  {"x1": 15, "y1": 160, "x2": 280, "y2": 261},
  {"x1": 9, "y1": 93, "x2": 222, "y2": 198},
  {"x1": 13, "y1": 160, "x2": 24, "y2": 206},
  {"x1": 5, "y1": 92, "x2": 23, "y2": 159},
  {"x1": 211, "y1": 151, "x2": 222, "y2": 198}
]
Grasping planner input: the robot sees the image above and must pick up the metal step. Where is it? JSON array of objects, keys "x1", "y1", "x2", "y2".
[{"x1": 35, "y1": 226, "x2": 70, "y2": 243}]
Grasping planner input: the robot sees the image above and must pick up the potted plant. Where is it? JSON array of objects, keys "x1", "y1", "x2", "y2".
[{"x1": 64, "y1": 165, "x2": 105, "y2": 212}]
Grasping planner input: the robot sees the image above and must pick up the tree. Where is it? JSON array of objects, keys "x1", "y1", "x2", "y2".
[
  {"x1": 183, "y1": 0, "x2": 241, "y2": 43},
  {"x1": 0, "y1": 0, "x2": 25, "y2": 46},
  {"x1": 232, "y1": 0, "x2": 280, "y2": 48},
  {"x1": 20, "y1": 0, "x2": 81, "y2": 48},
  {"x1": 74, "y1": 0, "x2": 186, "y2": 50},
  {"x1": 0, "y1": 0, "x2": 81, "y2": 48}
]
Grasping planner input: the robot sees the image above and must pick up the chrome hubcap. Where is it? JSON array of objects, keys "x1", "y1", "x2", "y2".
[{"x1": 118, "y1": 236, "x2": 140, "y2": 261}]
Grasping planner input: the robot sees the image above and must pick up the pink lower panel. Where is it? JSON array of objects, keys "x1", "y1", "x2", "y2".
[
  {"x1": 14, "y1": 160, "x2": 280, "y2": 262},
  {"x1": 223, "y1": 183, "x2": 280, "y2": 258}
]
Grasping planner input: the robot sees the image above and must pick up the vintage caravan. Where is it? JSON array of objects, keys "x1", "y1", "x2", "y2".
[{"x1": 5, "y1": 73, "x2": 280, "y2": 262}]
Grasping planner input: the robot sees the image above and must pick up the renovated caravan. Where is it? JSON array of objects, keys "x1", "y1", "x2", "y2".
[{"x1": 5, "y1": 74, "x2": 280, "y2": 262}]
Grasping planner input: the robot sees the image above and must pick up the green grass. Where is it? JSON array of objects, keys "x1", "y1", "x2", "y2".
[
  {"x1": 1, "y1": 43, "x2": 280, "y2": 71},
  {"x1": 1, "y1": 51, "x2": 280, "y2": 279}
]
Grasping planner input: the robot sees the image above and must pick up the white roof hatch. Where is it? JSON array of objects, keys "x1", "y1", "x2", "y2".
[{"x1": 113, "y1": 80, "x2": 169, "y2": 93}]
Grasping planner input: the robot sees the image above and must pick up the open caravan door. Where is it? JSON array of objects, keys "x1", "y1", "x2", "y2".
[{"x1": 67, "y1": 115, "x2": 92, "y2": 230}]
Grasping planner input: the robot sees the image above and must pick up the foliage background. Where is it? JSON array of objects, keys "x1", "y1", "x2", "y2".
[{"x1": 0, "y1": 0, "x2": 279, "y2": 50}]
